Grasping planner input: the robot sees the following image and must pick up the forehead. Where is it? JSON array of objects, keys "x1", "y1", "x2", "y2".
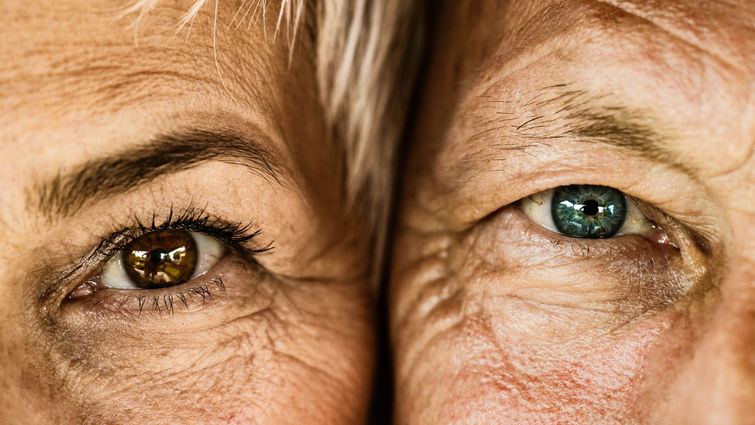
[
  {"x1": 0, "y1": 1, "x2": 332, "y2": 219},
  {"x1": 496, "y1": 0, "x2": 755, "y2": 87},
  {"x1": 0, "y1": 0, "x2": 296, "y2": 153},
  {"x1": 434, "y1": 0, "x2": 755, "y2": 177},
  {"x1": 482, "y1": 0, "x2": 755, "y2": 62}
]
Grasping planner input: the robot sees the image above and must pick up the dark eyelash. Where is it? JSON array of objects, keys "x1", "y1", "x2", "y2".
[
  {"x1": 91, "y1": 204, "x2": 273, "y2": 262},
  {"x1": 140, "y1": 279, "x2": 225, "y2": 315},
  {"x1": 139, "y1": 278, "x2": 226, "y2": 315},
  {"x1": 86, "y1": 278, "x2": 228, "y2": 316}
]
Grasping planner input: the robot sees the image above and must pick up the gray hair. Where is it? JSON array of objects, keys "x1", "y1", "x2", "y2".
[{"x1": 125, "y1": 0, "x2": 423, "y2": 277}]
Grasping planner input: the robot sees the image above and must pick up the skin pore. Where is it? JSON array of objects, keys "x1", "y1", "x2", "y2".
[
  {"x1": 391, "y1": 1, "x2": 754, "y2": 424},
  {"x1": 1, "y1": 1, "x2": 374, "y2": 424}
]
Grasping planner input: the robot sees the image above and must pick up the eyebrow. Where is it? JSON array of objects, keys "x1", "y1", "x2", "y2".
[
  {"x1": 474, "y1": 84, "x2": 687, "y2": 172},
  {"x1": 34, "y1": 129, "x2": 284, "y2": 219}
]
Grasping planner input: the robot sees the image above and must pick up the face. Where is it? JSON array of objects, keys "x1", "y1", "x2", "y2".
[
  {"x1": 391, "y1": 1, "x2": 755, "y2": 424},
  {"x1": 0, "y1": 1, "x2": 374, "y2": 424}
]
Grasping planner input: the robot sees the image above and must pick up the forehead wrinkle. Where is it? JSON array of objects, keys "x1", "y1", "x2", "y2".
[
  {"x1": 0, "y1": 3, "x2": 281, "y2": 124},
  {"x1": 482, "y1": 0, "x2": 752, "y2": 101},
  {"x1": 470, "y1": 2, "x2": 641, "y2": 106},
  {"x1": 449, "y1": 0, "x2": 755, "y2": 177},
  {"x1": 4, "y1": 45, "x2": 271, "y2": 119},
  {"x1": 588, "y1": 0, "x2": 753, "y2": 73}
]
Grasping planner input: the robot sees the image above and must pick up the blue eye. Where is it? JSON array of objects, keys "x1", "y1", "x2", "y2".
[
  {"x1": 520, "y1": 185, "x2": 652, "y2": 239},
  {"x1": 551, "y1": 185, "x2": 627, "y2": 238}
]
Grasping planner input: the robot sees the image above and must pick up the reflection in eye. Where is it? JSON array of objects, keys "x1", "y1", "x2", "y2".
[
  {"x1": 551, "y1": 185, "x2": 626, "y2": 238},
  {"x1": 521, "y1": 184, "x2": 653, "y2": 239},
  {"x1": 102, "y1": 230, "x2": 226, "y2": 290}
]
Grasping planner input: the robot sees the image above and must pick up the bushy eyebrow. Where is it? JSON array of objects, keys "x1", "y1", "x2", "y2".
[
  {"x1": 33, "y1": 129, "x2": 284, "y2": 220},
  {"x1": 473, "y1": 83, "x2": 687, "y2": 171}
]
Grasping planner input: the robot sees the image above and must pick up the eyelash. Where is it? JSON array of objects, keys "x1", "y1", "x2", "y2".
[
  {"x1": 91, "y1": 278, "x2": 229, "y2": 316},
  {"x1": 55, "y1": 205, "x2": 273, "y2": 315},
  {"x1": 91, "y1": 204, "x2": 272, "y2": 263}
]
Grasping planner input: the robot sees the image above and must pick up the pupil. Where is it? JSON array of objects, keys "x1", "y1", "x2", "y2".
[
  {"x1": 581, "y1": 199, "x2": 599, "y2": 216},
  {"x1": 150, "y1": 249, "x2": 167, "y2": 264}
]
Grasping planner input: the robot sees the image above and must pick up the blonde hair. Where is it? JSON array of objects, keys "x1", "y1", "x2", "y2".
[{"x1": 124, "y1": 0, "x2": 422, "y2": 276}]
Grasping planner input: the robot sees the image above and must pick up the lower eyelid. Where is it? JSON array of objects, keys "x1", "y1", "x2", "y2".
[
  {"x1": 56, "y1": 253, "x2": 261, "y2": 322},
  {"x1": 506, "y1": 206, "x2": 666, "y2": 254},
  {"x1": 101, "y1": 279, "x2": 228, "y2": 316},
  {"x1": 472, "y1": 208, "x2": 693, "y2": 314}
]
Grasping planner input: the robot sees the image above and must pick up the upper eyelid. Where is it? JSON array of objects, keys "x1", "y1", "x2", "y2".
[
  {"x1": 434, "y1": 142, "x2": 707, "y2": 232},
  {"x1": 438, "y1": 85, "x2": 698, "y2": 208}
]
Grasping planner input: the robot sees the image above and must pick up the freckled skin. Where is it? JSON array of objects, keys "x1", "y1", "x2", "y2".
[
  {"x1": 0, "y1": 1, "x2": 374, "y2": 424},
  {"x1": 391, "y1": 1, "x2": 755, "y2": 424}
]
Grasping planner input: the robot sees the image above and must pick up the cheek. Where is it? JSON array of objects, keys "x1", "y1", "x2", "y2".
[
  {"x1": 392, "y1": 202, "x2": 707, "y2": 424},
  {"x1": 29, "y1": 268, "x2": 374, "y2": 425},
  {"x1": 398, "y1": 307, "x2": 695, "y2": 425}
]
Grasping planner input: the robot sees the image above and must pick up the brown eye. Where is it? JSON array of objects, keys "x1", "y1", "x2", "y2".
[
  {"x1": 100, "y1": 229, "x2": 226, "y2": 291},
  {"x1": 123, "y1": 230, "x2": 198, "y2": 289}
]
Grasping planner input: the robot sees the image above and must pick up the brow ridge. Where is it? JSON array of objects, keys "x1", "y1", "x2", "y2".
[
  {"x1": 34, "y1": 129, "x2": 283, "y2": 219},
  {"x1": 511, "y1": 85, "x2": 688, "y2": 171}
]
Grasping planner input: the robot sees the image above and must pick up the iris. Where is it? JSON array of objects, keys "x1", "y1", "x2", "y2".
[
  {"x1": 551, "y1": 185, "x2": 627, "y2": 238},
  {"x1": 124, "y1": 230, "x2": 198, "y2": 289}
]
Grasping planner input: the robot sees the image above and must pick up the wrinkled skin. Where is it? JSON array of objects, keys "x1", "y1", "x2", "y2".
[
  {"x1": 0, "y1": 1, "x2": 373, "y2": 424},
  {"x1": 391, "y1": 1, "x2": 755, "y2": 424}
]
